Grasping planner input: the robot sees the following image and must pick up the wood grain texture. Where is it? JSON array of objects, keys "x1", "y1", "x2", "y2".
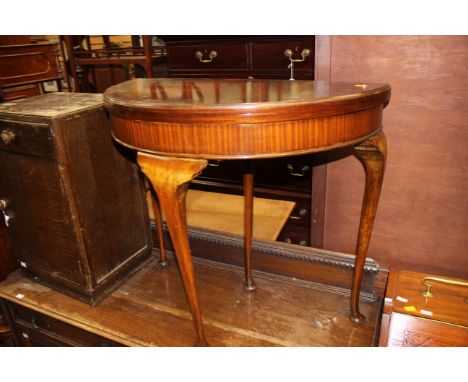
[
  {"x1": 0, "y1": 258, "x2": 383, "y2": 346},
  {"x1": 323, "y1": 36, "x2": 468, "y2": 279}
]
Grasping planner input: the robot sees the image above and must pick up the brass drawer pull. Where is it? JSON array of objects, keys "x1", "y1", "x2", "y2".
[
  {"x1": 1, "y1": 129, "x2": 17, "y2": 145},
  {"x1": 284, "y1": 238, "x2": 307, "y2": 246},
  {"x1": 286, "y1": 164, "x2": 310, "y2": 177},
  {"x1": 195, "y1": 50, "x2": 218, "y2": 63},
  {"x1": 208, "y1": 160, "x2": 224, "y2": 167},
  {"x1": 289, "y1": 208, "x2": 308, "y2": 220},
  {"x1": 421, "y1": 276, "x2": 468, "y2": 300},
  {"x1": 284, "y1": 48, "x2": 311, "y2": 63}
]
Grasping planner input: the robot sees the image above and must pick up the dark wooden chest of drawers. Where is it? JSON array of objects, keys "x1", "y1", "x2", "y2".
[
  {"x1": 164, "y1": 36, "x2": 317, "y2": 246},
  {"x1": 165, "y1": 36, "x2": 315, "y2": 80},
  {"x1": 0, "y1": 93, "x2": 152, "y2": 304}
]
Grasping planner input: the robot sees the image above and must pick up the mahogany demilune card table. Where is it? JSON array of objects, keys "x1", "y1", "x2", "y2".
[{"x1": 104, "y1": 78, "x2": 391, "y2": 346}]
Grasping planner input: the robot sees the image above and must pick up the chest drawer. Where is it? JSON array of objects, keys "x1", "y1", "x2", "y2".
[
  {"x1": 10, "y1": 303, "x2": 121, "y2": 346},
  {"x1": 168, "y1": 43, "x2": 248, "y2": 71},
  {"x1": 251, "y1": 41, "x2": 314, "y2": 70},
  {"x1": 199, "y1": 156, "x2": 312, "y2": 192},
  {"x1": 0, "y1": 119, "x2": 54, "y2": 159}
]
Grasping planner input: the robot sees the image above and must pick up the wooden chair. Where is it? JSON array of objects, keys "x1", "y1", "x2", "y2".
[{"x1": 60, "y1": 35, "x2": 166, "y2": 93}]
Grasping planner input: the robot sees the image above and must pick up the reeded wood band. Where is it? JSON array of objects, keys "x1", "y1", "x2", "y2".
[
  {"x1": 109, "y1": 106, "x2": 383, "y2": 159},
  {"x1": 104, "y1": 78, "x2": 390, "y2": 160}
]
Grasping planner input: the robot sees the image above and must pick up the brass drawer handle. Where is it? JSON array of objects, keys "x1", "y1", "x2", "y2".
[
  {"x1": 195, "y1": 50, "x2": 218, "y2": 63},
  {"x1": 1, "y1": 129, "x2": 17, "y2": 145},
  {"x1": 284, "y1": 238, "x2": 307, "y2": 246},
  {"x1": 289, "y1": 208, "x2": 308, "y2": 220},
  {"x1": 421, "y1": 276, "x2": 468, "y2": 300},
  {"x1": 284, "y1": 48, "x2": 310, "y2": 63},
  {"x1": 208, "y1": 160, "x2": 224, "y2": 167},
  {"x1": 286, "y1": 164, "x2": 310, "y2": 177}
]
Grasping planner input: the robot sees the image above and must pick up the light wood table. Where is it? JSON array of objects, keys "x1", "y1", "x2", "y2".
[{"x1": 104, "y1": 78, "x2": 391, "y2": 345}]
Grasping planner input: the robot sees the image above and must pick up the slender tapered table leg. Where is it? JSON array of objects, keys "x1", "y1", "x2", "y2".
[
  {"x1": 243, "y1": 160, "x2": 256, "y2": 291},
  {"x1": 149, "y1": 185, "x2": 169, "y2": 267},
  {"x1": 137, "y1": 152, "x2": 209, "y2": 346},
  {"x1": 350, "y1": 130, "x2": 387, "y2": 323}
]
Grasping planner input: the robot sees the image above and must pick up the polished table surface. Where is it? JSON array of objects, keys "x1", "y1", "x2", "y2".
[{"x1": 104, "y1": 78, "x2": 390, "y2": 345}]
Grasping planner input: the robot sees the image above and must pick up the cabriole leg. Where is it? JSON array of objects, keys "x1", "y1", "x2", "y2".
[
  {"x1": 137, "y1": 152, "x2": 208, "y2": 346},
  {"x1": 350, "y1": 130, "x2": 387, "y2": 323}
]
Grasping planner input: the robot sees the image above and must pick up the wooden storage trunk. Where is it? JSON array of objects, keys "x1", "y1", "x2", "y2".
[{"x1": 0, "y1": 93, "x2": 152, "y2": 304}]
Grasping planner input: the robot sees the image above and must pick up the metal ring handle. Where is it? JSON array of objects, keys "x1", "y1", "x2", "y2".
[
  {"x1": 284, "y1": 48, "x2": 310, "y2": 63},
  {"x1": 195, "y1": 50, "x2": 218, "y2": 63}
]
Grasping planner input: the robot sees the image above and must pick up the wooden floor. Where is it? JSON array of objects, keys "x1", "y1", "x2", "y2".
[{"x1": 0, "y1": 255, "x2": 383, "y2": 346}]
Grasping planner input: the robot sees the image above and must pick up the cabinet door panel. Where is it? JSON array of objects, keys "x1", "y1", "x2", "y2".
[{"x1": 0, "y1": 151, "x2": 85, "y2": 286}]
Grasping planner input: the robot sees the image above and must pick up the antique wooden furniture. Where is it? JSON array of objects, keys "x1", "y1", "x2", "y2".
[
  {"x1": 0, "y1": 42, "x2": 62, "y2": 101},
  {"x1": 165, "y1": 35, "x2": 314, "y2": 80},
  {"x1": 165, "y1": 36, "x2": 318, "y2": 247},
  {"x1": 104, "y1": 78, "x2": 391, "y2": 345},
  {"x1": 0, "y1": 256, "x2": 383, "y2": 346},
  {"x1": 61, "y1": 35, "x2": 167, "y2": 93},
  {"x1": 379, "y1": 269, "x2": 468, "y2": 346},
  {"x1": 0, "y1": 93, "x2": 152, "y2": 305}
]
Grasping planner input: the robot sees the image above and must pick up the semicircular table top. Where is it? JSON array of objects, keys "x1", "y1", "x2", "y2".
[{"x1": 104, "y1": 78, "x2": 390, "y2": 159}]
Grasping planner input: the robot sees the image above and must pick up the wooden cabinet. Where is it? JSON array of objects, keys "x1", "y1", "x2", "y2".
[
  {"x1": 0, "y1": 42, "x2": 62, "y2": 101},
  {"x1": 165, "y1": 36, "x2": 317, "y2": 245},
  {"x1": 0, "y1": 93, "x2": 152, "y2": 305},
  {"x1": 379, "y1": 269, "x2": 468, "y2": 347}
]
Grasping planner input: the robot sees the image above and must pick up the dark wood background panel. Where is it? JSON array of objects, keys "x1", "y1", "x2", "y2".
[
  {"x1": 0, "y1": 43, "x2": 61, "y2": 88},
  {"x1": 322, "y1": 36, "x2": 468, "y2": 278}
]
